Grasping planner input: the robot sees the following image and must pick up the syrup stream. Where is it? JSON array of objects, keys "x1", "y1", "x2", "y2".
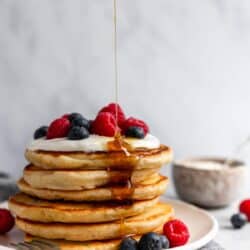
[
  {"x1": 112, "y1": 0, "x2": 132, "y2": 236},
  {"x1": 113, "y1": 0, "x2": 119, "y2": 129},
  {"x1": 112, "y1": 0, "x2": 130, "y2": 156}
]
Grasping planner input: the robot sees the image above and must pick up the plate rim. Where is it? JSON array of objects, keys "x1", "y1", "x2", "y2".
[
  {"x1": 163, "y1": 198, "x2": 219, "y2": 250},
  {"x1": 0, "y1": 199, "x2": 218, "y2": 250}
]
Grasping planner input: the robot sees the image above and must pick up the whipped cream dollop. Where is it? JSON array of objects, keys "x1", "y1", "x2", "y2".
[{"x1": 27, "y1": 134, "x2": 160, "y2": 152}]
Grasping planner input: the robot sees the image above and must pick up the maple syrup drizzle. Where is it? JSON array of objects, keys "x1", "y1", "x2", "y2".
[
  {"x1": 113, "y1": 0, "x2": 119, "y2": 128},
  {"x1": 110, "y1": 0, "x2": 135, "y2": 236}
]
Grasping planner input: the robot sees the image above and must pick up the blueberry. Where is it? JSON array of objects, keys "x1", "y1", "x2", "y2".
[
  {"x1": 125, "y1": 126, "x2": 145, "y2": 139},
  {"x1": 138, "y1": 232, "x2": 161, "y2": 250},
  {"x1": 67, "y1": 126, "x2": 89, "y2": 140},
  {"x1": 34, "y1": 126, "x2": 48, "y2": 139},
  {"x1": 71, "y1": 117, "x2": 90, "y2": 129},
  {"x1": 231, "y1": 213, "x2": 248, "y2": 229},
  {"x1": 68, "y1": 113, "x2": 84, "y2": 121},
  {"x1": 159, "y1": 235, "x2": 169, "y2": 249},
  {"x1": 69, "y1": 113, "x2": 90, "y2": 129},
  {"x1": 119, "y1": 237, "x2": 138, "y2": 250}
]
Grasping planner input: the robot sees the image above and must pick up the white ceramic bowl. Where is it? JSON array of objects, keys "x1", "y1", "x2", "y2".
[{"x1": 173, "y1": 157, "x2": 247, "y2": 208}]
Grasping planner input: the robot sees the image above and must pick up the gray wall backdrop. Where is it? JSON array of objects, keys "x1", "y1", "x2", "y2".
[{"x1": 1, "y1": 0, "x2": 250, "y2": 184}]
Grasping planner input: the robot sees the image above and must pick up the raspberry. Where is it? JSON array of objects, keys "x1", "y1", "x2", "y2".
[
  {"x1": 98, "y1": 103, "x2": 126, "y2": 127},
  {"x1": 239, "y1": 199, "x2": 250, "y2": 221},
  {"x1": 122, "y1": 117, "x2": 149, "y2": 135},
  {"x1": 91, "y1": 112, "x2": 119, "y2": 137},
  {"x1": 62, "y1": 114, "x2": 70, "y2": 119},
  {"x1": 163, "y1": 219, "x2": 190, "y2": 247},
  {"x1": 0, "y1": 209, "x2": 15, "y2": 234},
  {"x1": 47, "y1": 118, "x2": 71, "y2": 139}
]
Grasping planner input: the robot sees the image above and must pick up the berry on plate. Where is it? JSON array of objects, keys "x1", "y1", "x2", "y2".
[
  {"x1": 163, "y1": 219, "x2": 190, "y2": 247},
  {"x1": 0, "y1": 209, "x2": 15, "y2": 234},
  {"x1": 138, "y1": 232, "x2": 162, "y2": 250},
  {"x1": 119, "y1": 236, "x2": 138, "y2": 250},
  {"x1": 91, "y1": 112, "x2": 119, "y2": 137},
  {"x1": 99, "y1": 103, "x2": 126, "y2": 127},
  {"x1": 122, "y1": 117, "x2": 149, "y2": 135},
  {"x1": 239, "y1": 199, "x2": 250, "y2": 221},
  {"x1": 159, "y1": 235, "x2": 170, "y2": 249},
  {"x1": 230, "y1": 213, "x2": 248, "y2": 229},
  {"x1": 33, "y1": 126, "x2": 48, "y2": 139},
  {"x1": 124, "y1": 126, "x2": 145, "y2": 139},
  {"x1": 47, "y1": 118, "x2": 71, "y2": 139},
  {"x1": 68, "y1": 126, "x2": 89, "y2": 140}
]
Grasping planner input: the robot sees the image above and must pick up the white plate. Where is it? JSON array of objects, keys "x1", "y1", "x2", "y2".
[{"x1": 0, "y1": 199, "x2": 218, "y2": 250}]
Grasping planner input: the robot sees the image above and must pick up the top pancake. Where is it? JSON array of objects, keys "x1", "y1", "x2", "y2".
[{"x1": 25, "y1": 145, "x2": 173, "y2": 170}]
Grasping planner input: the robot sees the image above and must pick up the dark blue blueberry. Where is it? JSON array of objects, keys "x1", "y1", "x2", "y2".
[
  {"x1": 119, "y1": 237, "x2": 138, "y2": 250},
  {"x1": 34, "y1": 126, "x2": 48, "y2": 139},
  {"x1": 124, "y1": 126, "x2": 145, "y2": 139},
  {"x1": 231, "y1": 213, "x2": 247, "y2": 229},
  {"x1": 69, "y1": 113, "x2": 90, "y2": 129},
  {"x1": 67, "y1": 126, "x2": 89, "y2": 140},
  {"x1": 138, "y1": 232, "x2": 161, "y2": 250},
  {"x1": 159, "y1": 235, "x2": 169, "y2": 249},
  {"x1": 68, "y1": 113, "x2": 84, "y2": 122}
]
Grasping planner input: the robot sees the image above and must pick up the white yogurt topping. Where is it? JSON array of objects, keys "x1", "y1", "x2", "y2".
[{"x1": 27, "y1": 134, "x2": 161, "y2": 152}]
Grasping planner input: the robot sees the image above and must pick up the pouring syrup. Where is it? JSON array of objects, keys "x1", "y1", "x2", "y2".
[{"x1": 109, "y1": 0, "x2": 137, "y2": 235}]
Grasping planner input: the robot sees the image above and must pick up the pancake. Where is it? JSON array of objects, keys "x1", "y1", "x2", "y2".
[
  {"x1": 16, "y1": 202, "x2": 174, "y2": 241},
  {"x1": 9, "y1": 193, "x2": 159, "y2": 223},
  {"x1": 24, "y1": 235, "x2": 131, "y2": 250},
  {"x1": 24, "y1": 231, "x2": 163, "y2": 250},
  {"x1": 25, "y1": 145, "x2": 173, "y2": 170},
  {"x1": 23, "y1": 165, "x2": 160, "y2": 191},
  {"x1": 17, "y1": 175, "x2": 168, "y2": 201}
]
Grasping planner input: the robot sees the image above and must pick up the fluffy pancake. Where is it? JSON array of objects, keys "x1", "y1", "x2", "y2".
[
  {"x1": 24, "y1": 231, "x2": 163, "y2": 250},
  {"x1": 23, "y1": 165, "x2": 160, "y2": 190},
  {"x1": 9, "y1": 193, "x2": 159, "y2": 223},
  {"x1": 24, "y1": 235, "x2": 130, "y2": 250},
  {"x1": 16, "y1": 202, "x2": 174, "y2": 241},
  {"x1": 17, "y1": 176, "x2": 168, "y2": 201},
  {"x1": 25, "y1": 145, "x2": 173, "y2": 170}
]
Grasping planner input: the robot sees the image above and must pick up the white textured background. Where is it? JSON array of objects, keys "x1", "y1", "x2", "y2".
[{"x1": 1, "y1": 0, "x2": 250, "y2": 181}]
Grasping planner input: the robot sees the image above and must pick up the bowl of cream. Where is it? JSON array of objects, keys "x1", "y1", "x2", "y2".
[{"x1": 173, "y1": 157, "x2": 247, "y2": 208}]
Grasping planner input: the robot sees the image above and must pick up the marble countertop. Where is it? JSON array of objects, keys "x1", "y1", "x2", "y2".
[{"x1": 209, "y1": 201, "x2": 250, "y2": 249}]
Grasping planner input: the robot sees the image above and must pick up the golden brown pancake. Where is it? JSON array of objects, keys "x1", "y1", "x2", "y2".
[
  {"x1": 9, "y1": 193, "x2": 159, "y2": 223},
  {"x1": 16, "y1": 202, "x2": 174, "y2": 241},
  {"x1": 23, "y1": 165, "x2": 160, "y2": 191},
  {"x1": 24, "y1": 230, "x2": 164, "y2": 250},
  {"x1": 25, "y1": 145, "x2": 173, "y2": 170},
  {"x1": 17, "y1": 175, "x2": 168, "y2": 201}
]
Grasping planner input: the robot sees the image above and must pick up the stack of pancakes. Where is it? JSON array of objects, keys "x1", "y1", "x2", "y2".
[{"x1": 9, "y1": 144, "x2": 174, "y2": 249}]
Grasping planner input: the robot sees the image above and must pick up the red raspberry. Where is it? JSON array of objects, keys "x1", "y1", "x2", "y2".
[
  {"x1": 122, "y1": 117, "x2": 149, "y2": 135},
  {"x1": 0, "y1": 209, "x2": 15, "y2": 234},
  {"x1": 163, "y1": 219, "x2": 190, "y2": 247},
  {"x1": 47, "y1": 118, "x2": 71, "y2": 139},
  {"x1": 239, "y1": 199, "x2": 250, "y2": 221},
  {"x1": 98, "y1": 103, "x2": 126, "y2": 127},
  {"x1": 91, "y1": 112, "x2": 119, "y2": 137},
  {"x1": 61, "y1": 114, "x2": 70, "y2": 119}
]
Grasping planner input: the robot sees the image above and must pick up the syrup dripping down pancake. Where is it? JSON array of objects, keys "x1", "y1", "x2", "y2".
[
  {"x1": 9, "y1": 193, "x2": 159, "y2": 223},
  {"x1": 17, "y1": 175, "x2": 168, "y2": 201},
  {"x1": 16, "y1": 202, "x2": 174, "y2": 242},
  {"x1": 23, "y1": 165, "x2": 161, "y2": 191},
  {"x1": 25, "y1": 145, "x2": 173, "y2": 170}
]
